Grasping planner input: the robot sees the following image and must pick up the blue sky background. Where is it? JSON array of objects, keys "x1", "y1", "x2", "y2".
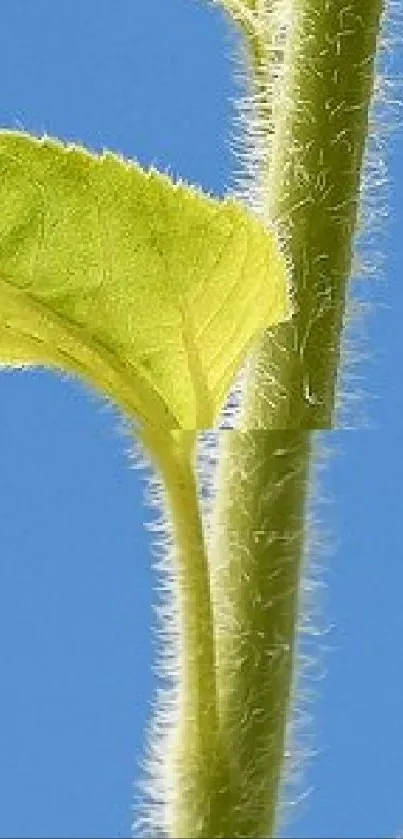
[{"x1": 0, "y1": 2, "x2": 402, "y2": 837}]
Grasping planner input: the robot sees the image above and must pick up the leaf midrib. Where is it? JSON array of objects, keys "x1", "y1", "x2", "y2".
[{"x1": 0, "y1": 273, "x2": 182, "y2": 429}]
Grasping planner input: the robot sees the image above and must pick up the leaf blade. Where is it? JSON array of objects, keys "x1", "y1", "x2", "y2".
[{"x1": 0, "y1": 130, "x2": 290, "y2": 428}]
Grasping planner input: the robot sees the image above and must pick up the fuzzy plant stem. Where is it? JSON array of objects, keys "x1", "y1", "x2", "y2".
[
  {"x1": 208, "y1": 430, "x2": 311, "y2": 837},
  {"x1": 136, "y1": 2, "x2": 386, "y2": 837},
  {"x1": 205, "y1": 1, "x2": 385, "y2": 837},
  {"x1": 239, "y1": 0, "x2": 385, "y2": 429}
]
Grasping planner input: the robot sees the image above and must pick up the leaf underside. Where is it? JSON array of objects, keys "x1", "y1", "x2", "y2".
[{"x1": 0, "y1": 130, "x2": 290, "y2": 429}]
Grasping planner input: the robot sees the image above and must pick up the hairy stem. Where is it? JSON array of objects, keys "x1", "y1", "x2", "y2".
[
  {"x1": 209, "y1": 430, "x2": 311, "y2": 837},
  {"x1": 239, "y1": 0, "x2": 385, "y2": 429},
  {"x1": 204, "y1": 1, "x2": 385, "y2": 836},
  {"x1": 138, "y1": 2, "x2": 386, "y2": 836}
]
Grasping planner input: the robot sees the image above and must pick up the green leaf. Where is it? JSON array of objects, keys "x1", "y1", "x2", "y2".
[{"x1": 0, "y1": 130, "x2": 290, "y2": 429}]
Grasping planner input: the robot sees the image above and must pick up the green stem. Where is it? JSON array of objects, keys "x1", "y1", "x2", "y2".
[
  {"x1": 137, "y1": 2, "x2": 386, "y2": 836},
  {"x1": 209, "y1": 430, "x2": 311, "y2": 837},
  {"x1": 239, "y1": 0, "x2": 385, "y2": 429},
  {"x1": 203, "y1": 1, "x2": 386, "y2": 836}
]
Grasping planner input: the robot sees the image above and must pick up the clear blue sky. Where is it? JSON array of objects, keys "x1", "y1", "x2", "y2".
[{"x1": 0, "y1": 2, "x2": 402, "y2": 837}]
